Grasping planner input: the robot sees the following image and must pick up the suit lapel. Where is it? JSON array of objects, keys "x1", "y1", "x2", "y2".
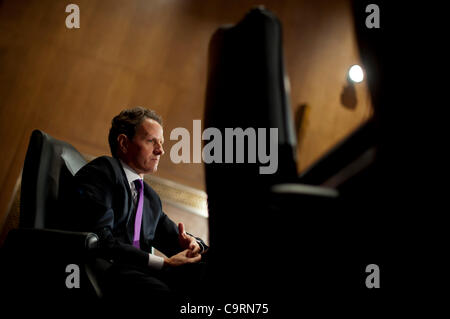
[
  {"x1": 116, "y1": 159, "x2": 135, "y2": 243},
  {"x1": 141, "y1": 184, "x2": 157, "y2": 243}
]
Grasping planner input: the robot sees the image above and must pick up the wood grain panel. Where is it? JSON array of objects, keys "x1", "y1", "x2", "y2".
[{"x1": 0, "y1": 0, "x2": 372, "y2": 230}]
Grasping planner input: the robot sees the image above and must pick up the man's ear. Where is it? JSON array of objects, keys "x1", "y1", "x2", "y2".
[{"x1": 117, "y1": 134, "x2": 129, "y2": 155}]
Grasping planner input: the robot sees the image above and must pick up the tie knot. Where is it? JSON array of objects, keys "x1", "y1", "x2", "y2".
[{"x1": 133, "y1": 179, "x2": 143, "y2": 192}]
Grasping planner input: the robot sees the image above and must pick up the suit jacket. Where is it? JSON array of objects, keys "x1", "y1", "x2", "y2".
[{"x1": 71, "y1": 156, "x2": 203, "y2": 268}]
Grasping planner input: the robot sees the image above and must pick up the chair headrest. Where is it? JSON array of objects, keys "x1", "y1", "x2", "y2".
[{"x1": 20, "y1": 130, "x2": 87, "y2": 229}]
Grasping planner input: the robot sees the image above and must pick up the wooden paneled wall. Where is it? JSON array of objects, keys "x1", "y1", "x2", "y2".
[{"x1": 0, "y1": 0, "x2": 371, "y2": 230}]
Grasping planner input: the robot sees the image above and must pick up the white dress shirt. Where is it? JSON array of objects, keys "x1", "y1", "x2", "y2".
[{"x1": 120, "y1": 160, "x2": 165, "y2": 270}]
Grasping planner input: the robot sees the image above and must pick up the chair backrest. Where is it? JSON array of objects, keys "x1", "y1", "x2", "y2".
[
  {"x1": 203, "y1": 7, "x2": 300, "y2": 295},
  {"x1": 20, "y1": 130, "x2": 87, "y2": 229},
  {"x1": 204, "y1": 6, "x2": 297, "y2": 187}
]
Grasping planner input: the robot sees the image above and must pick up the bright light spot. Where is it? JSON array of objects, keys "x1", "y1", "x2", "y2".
[{"x1": 348, "y1": 65, "x2": 364, "y2": 83}]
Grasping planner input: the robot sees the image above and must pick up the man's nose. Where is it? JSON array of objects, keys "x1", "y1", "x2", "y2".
[{"x1": 154, "y1": 142, "x2": 164, "y2": 156}]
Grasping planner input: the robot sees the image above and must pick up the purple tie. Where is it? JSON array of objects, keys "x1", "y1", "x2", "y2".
[{"x1": 133, "y1": 179, "x2": 144, "y2": 249}]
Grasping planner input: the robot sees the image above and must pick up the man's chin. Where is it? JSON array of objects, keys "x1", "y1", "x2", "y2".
[{"x1": 144, "y1": 166, "x2": 158, "y2": 174}]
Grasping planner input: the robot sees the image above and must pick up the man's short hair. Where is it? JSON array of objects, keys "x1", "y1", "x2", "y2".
[{"x1": 108, "y1": 107, "x2": 162, "y2": 157}]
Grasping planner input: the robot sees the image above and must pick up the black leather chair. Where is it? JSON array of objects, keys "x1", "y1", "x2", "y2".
[
  {"x1": 202, "y1": 8, "x2": 387, "y2": 315},
  {"x1": 0, "y1": 130, "x2": 102, "y2": 309},
  {"x1": 203, "y1": 7, "x2": 343, "y2": 303}
]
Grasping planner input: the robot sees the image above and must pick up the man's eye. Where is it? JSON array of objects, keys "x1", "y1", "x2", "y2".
[{"x1": 147, "y1": 138, "x2": 162, "y2": 145}]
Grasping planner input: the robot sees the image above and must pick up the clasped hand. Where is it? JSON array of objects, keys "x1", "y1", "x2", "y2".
[{"x1": 164, "y1": 223, "x2": 203, "y2": 267}]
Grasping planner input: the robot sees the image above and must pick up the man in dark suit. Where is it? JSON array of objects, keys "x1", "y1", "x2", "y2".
[{"x1": 72, "y1": 107, "x2": 208, "y2": 309}]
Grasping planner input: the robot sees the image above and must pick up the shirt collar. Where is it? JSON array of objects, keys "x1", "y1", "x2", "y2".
[{"x1": 120, "y1": 160, "x2": 142, "y2": 185}]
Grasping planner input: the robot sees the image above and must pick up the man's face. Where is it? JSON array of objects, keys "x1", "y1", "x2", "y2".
[{"x1": 120, "y1": 118, "x2": 164, "y2": 175}]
